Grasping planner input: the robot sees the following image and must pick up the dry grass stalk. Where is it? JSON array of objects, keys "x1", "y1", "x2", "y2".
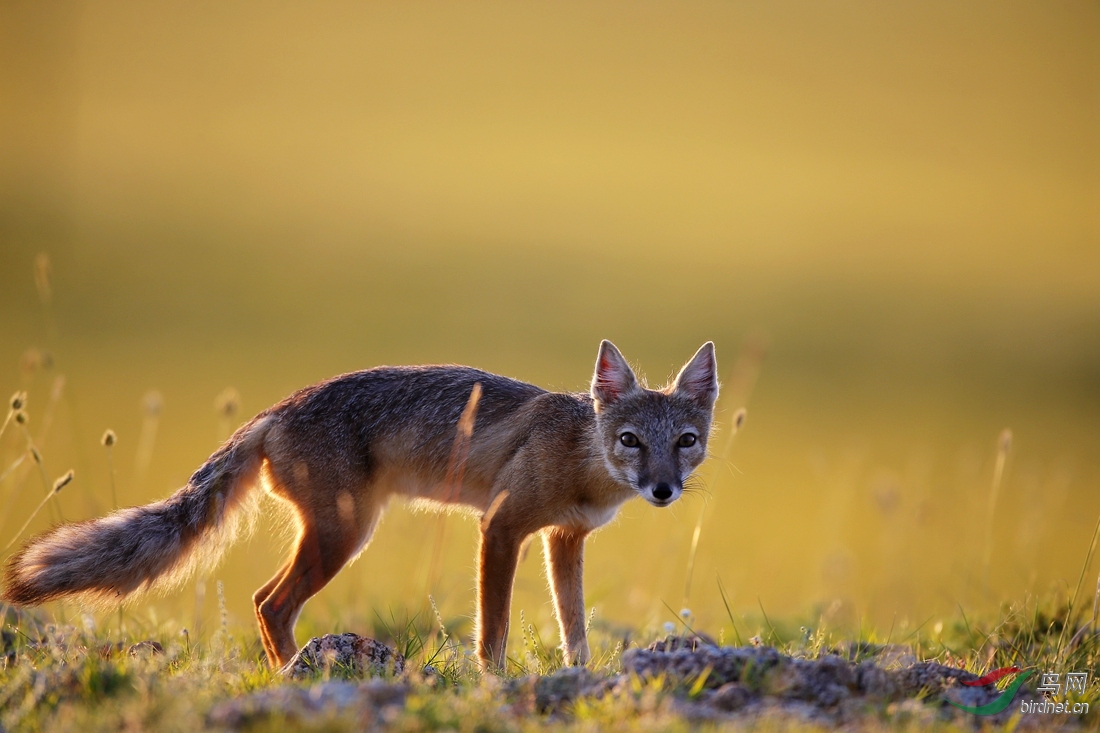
[
  {"x1": 132, "y1": 390, "x2": 163, "y2": 495},
  {"x1": 683, "y1": 406, "x2": 747, "y2": 607},
  {"x1": 425, "y1": 383, "x2": 483, "y2": 596},
  {"x1": 3, "y1": 469, "x2": 74, "y2": 552},
  {"x1": 17, "y1": 417, "x2": 64, "y2": 524},
  {"x1": 982, "y1": 428, "x2": 1012, "y2": 576},
  {"x1": 0, "y1": 392, "x2": 28, "y2": 444},
  {"x1": 102, "y1": 429, "x2": 118, "y2": 509}
]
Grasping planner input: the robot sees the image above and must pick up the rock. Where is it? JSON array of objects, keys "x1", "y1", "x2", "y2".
[
  {"x1": 95, "y1": 642, "x2": 126, "y2": 658},
  {"x1": 501, "y1": 666, "x2": 620, "y2": 714},
  {"x1": 209, "y1": 639, "x2": 1060, "y2": 728},
  {"x1": 855, "y1": 660, "x2": 899, "y2": 698},
  {"x1": 647, "y1": 633, "x2": 719, "y2": 652},
  {"x1": 127, "y1": 640, "x2": 165, "y2": 657},
  {"x1": 622, "y1": 645, "x2": 784, "y2": 689},
  {"x1": 876, "y1": 644, "x2": 918, "y2": 669},
  {"x1": 831, "y1": 640, "x2": 883, "y2": 662},
  {"x1": 533, "y1": 667, "x2": 615, "y2": 712},
  {"x1": 617, "y1": 641, "x2": 1047, "y2": 724},
  {"x1": 279, "y1": 633, "x2": 404, "y2": 680},
  {"x1": 208, "y1": 679, "x2": 407, "y2": 728},
  {"x1": 764, "y1": 655, "x2": 855, "y2": 707},
  {"x1": 418, "y1": 663, "x2": 449, "y2": 687},
  {"x1": 891, "y1": 661, "x2": 974, "y2": 696},
  {"x1": 708, "y1": 682, "x2": 752, "y2": 711}
]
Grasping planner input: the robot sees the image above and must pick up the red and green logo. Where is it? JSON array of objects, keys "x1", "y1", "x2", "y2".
[{"x1": 947, "y1": 666, "x2": 1033, "y2": 715}]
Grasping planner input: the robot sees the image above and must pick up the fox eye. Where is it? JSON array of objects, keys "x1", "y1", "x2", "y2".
[
  {"x1": 619, "y1": 432, "x2": 640, "y2": 448},
  {"x1": 677, "y1": 433, "x2": 697, "y2": 448}
]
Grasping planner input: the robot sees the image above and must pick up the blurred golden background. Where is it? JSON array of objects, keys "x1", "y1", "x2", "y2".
[{"x1": 1, "y1": 2, "x2": 1097, "y2": 646}]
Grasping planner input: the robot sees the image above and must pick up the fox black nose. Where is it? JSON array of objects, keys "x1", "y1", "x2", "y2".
[{"x1": 653, "y1": 483, "x2": 673, "y2": 502}]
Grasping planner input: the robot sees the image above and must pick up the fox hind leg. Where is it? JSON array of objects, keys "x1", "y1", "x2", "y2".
[
  {"x1": 476, "y1": 520, "x2": 524, "y2": 672},
  {"x1": 255, "y1": 494, "x2": 381, "y2": 669},
  {"x1": 253, "y1": 560, "x2": 289, "y2": 665}
]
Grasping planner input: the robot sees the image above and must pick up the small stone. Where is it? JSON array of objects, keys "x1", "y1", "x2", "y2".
[
  {"x1": 95, "y1": 642, "x2": 126, "y2": 658},
  {"x1": 207, "y1": 680, "x2": 407, "y2": 728},
  {"x1": 647, "y1": 632, "x2": 719, "y2": 652},
  {"x1": 419, "y1": 664, "x2": 448, "y2": 687},
  {"x1": 280, "y1": 633, "x2": 404, "y2": 679},
  {"x1": 709, "y1": 682, "x2": 752, "y2": 711},
  {"x1": 128, "y1": 640, "x2": 164, "y2": 657}
]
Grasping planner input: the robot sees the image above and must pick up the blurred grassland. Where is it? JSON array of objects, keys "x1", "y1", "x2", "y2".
[{"x1": 0, "y1": 0, "x2": 1098, "y2": 650}]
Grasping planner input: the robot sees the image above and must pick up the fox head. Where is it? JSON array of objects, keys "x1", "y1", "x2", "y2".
[{"x1": 590, "y1": 340, "x2": 718, "y2": 507}]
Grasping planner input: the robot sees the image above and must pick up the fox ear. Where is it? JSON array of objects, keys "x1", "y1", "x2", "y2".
[
  {"x1": 673, "y1": 342, "x2": 718, "y2": 408},
  {"x1": 591, "y1": 340, "x2": 639, "y2": 409}
]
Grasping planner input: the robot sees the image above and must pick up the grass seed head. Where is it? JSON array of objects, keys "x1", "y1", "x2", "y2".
[
  {"x1": 53, "y1": 470, "x2": 74, "y2": 493},
  {"x1": 14, "y1": 410, "x2": 28, "y2": 425},
  {"x1": 34, "y1": 252, "x2": 52, "y2": 304},
  {"x1": 428, "y1": 594, "x2": 448, "y2": 639},
  {"x1": 10, "y1": 391, "x2": 26, "y2": 411},
  {"x1": 214, "y1": 387, "x2": 241, "y2": 418},
  {"x1": 30, "y1": 446, "x2": 42, "y2": 464},
  {"x1": 20, "y1": 348, "x2": 54, "y2": 374},
  {"x1": 101, "y1": 429, "x2": 117, "y2": 447},
  {"x1": 143, "y1": 390, "x2": 163, "y2": 418}
]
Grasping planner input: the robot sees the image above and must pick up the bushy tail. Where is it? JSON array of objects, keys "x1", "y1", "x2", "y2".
[{"x1": 3, "y1": 415, "x2": 273, "y2": 608}]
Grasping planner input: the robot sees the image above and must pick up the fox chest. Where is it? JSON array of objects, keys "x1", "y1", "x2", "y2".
[{"x1": 562, "y1": 499, "x2": 622, "y2": 532}]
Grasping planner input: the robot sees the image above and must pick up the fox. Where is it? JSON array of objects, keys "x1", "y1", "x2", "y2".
[{"x1": 3, "y1": 340, "x2": 718, "y2": 671}]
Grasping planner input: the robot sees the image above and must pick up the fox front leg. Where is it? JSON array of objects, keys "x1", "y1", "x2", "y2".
[{"x1": 543, "y1": 528, "x2": 591, "y2": 665}]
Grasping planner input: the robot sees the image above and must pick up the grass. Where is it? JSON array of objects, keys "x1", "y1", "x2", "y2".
[{"x1": 2, "y1": 590, "x2": 1099, "y2": 731}]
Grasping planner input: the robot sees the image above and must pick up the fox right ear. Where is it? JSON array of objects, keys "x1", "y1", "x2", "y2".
[{"x1": 591, "y1": 340, "x2": 638, "y2": 410}]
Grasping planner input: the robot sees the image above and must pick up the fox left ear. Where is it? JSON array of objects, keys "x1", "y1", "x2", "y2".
[{"x1": 672, "y1": 342, "x2": 718, "y2": 408}]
